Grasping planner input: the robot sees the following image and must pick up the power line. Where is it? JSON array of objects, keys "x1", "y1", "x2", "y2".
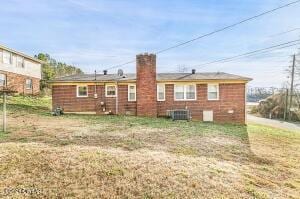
[
  {"x1": 268, "y1": 28, "x2": 300, "y2": 38},
  {"x1": 216, "y1": 43, "x2": 299, "y2": 62},
  {"x1": 155, "y1": 0, "x2": 300, "y2": 54},
  {"x1": 188, "y1": 40, "x2": 300, "y2": 70},
  {"x1": 103, "y1": 60, "x2": 135, "y2": 71},
  {"x1": 106, "y1": 42, "x2": 298, "y2": 74},
  {"x1": 200, "y1": 45, "x2": 299, "y2": 80},
  {"x1": 103, "y1": 0, "x2": 300, "y2": 71}
]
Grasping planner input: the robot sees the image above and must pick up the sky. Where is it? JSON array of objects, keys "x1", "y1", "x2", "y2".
[{"x1": 0, "y1": 0, "x2": 299, "y2": 87}]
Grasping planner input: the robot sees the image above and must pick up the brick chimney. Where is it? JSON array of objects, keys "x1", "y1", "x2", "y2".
[{"x1": 136, "y1": 53, "x2": 157, "y2": 117}]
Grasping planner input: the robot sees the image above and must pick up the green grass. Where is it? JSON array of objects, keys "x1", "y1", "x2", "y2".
[
  {"x1": 248, "y1": 123, "x2": 300, "y2": 139},
  {"x1": 0, "y1": 131, "x2": 9, "y2": 140},
  {"x1": 0, "y1": 96, "x2": 297, "y2": 142},
  {"x1": 66, "y1": 114, "x2": 249, "y2": 139},
  {"x1": 0, "y1": 95, "x2": 51, "y2": 115}
]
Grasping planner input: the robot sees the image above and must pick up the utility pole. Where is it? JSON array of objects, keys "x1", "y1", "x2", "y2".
[
  {"x1": 288, "y1": 54, "x2": 296, "y2": 120},
  {"x1": 284, "y1": 88, "x2": 289, "y2": 120}
]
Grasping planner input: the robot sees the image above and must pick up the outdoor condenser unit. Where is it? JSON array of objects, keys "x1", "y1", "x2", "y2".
[{"x1": 168, "y1": 109, "x2": 191, "y2": 121}]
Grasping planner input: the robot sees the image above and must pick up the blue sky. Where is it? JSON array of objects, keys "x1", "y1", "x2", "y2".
[{"x1": 0, "y1": 0, "x2": 299, "y2": 87}]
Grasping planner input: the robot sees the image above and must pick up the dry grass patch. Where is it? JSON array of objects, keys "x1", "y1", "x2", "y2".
[{"x1": 0, "y1": 143, "x2": 248, "y2": 198}]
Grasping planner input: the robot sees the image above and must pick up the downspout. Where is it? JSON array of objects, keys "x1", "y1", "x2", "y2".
[
  {"x1": 94, "y1": 70, "x2": 97, "y2": 113},
  {"x1": 245, "y1": 83, "x2": 247, "y2": 125},
  {"x1": 104, "y1": 82, "x2": 106, "y2": 112},
  {"x1": 94, "y1": 70, "x2": 97, "y2": 96},
  {"x1": 116, "y1": 80, "x2": 119, "y2": 115}
]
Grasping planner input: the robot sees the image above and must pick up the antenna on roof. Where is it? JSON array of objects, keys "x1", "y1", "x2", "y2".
[
  {"x1": 94, "y1": 70, "x2": 96, "y2": 81},
  {"x1": 117, "y1": 69, "x2": 124, "y2": 76}
]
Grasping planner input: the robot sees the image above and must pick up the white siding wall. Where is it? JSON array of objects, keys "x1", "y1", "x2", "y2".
[{"x1": 0, "y1": 49, "x2": 41, "y2": 79}]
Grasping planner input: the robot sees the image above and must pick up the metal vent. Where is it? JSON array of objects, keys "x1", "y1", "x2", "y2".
[{"x1": 168, "y1": 109, "x2": 191, "y2": 121}]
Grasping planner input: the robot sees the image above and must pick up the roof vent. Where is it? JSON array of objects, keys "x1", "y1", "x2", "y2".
[
  {"x1": 103, "y1": 70, "x2": 108, "y2": 75},
  {"x1": 192, "y1": 69, "x2": 196, "y2": 74}
]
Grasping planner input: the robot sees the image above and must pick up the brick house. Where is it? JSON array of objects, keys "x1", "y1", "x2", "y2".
[
  {"x1": 50, "y1": 53, "x2": 252, "y2": 124},
  {"x1": 0, "y1": 44, "x2": 42, "y2": 94}
]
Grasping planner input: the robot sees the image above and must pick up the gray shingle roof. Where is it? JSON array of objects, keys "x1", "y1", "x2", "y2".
[{"x1": 50, "y1": 72, "x2": 252, "y2": 82}]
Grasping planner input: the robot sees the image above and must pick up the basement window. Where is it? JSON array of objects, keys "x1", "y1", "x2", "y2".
[
  {"x1": 25, "y1": 79, "x2": 32, "y2": 90},
  {"x1": 207, "y1": 84, "x2": 219, "y2": 100},
  {"x1": 157, "y1": 84, "x2": 165, "y2": 101},
  {"x1": 128, "y1": 84, "x2": 136, "y2": 101},
  {"x1": 0, "y1": 74, "x2": 6, "y2": 86},
  {"x1": 174, "y1": 84, "x2": 196, "y2": 101},
  {"x1": 105, "y1": 85, "x2": 117, "y2": 97},
  {"x1": 77, "y1": 85, "x2": 88, "y2": 97}
]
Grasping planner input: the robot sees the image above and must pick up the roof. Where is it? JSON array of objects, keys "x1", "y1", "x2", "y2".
[
  {"x1": 0, "y1": 44, "x2": 44, "y2": 64},
  {"x1": 50, "y1": 72, "x2": 252, "y2": 82}
]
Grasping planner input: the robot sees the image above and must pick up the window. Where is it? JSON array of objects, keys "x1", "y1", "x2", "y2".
[
  {"x1": 207, "y1": 84, "x2": 219, "y2": 100},
  {"x1": 157, "y1": 84, "x2": 165, "y2": 101},
  {"x1": 174, "y1": 84, "x2": 196, "y2": 100},
  {"x1": 77, "y1": 85, "x2": 88, "y2": 97},
  {"x1": 175, "y1": 85, "x2": 185, "y2": 100},
  {"x1": 17, "y1": 56, "x2": 24, "y2": 68},
  {"x1": 128, "y1": 84, "x2": 136, "y2": 101},
  {"x1": 186, "y1": 85, "x2": 196, "y2": 100},
  {"x1": 3, "y1": 50, "x2": 11, "y2": 64},
  {"x1": 25, "y1": 79, "x2": 32, "y2": 89},
  {"x1": 0, "y1": 50, "x2": 2, "y2": 63},
  {"x1": 12, "y1": 54, "x2": 17, "y2": 67},
  {"x1": 0, "y1": 74, "x2": 6, "y2": 86},
  {"x1": 105, "y1": 85, "x2": 117, "y2": 97}
]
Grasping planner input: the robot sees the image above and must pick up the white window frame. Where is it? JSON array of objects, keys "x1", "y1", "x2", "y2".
[
  {"x1": 207, "y1": 83, "x2": 219, "y2": 101},
  {"x1": 0, "y1": 50, "x2": 3, "y2": 63},
  {"x1": 25, "y1": 79, "x2": 32, "y2": 90},
  {"x1": 105, "y1": 84, "x2": 117, "y2": 97},
  {"x1": 76, "y1": 85, "x2": 88, "y2": 97},
  {"x1": 128, "y1": 84, "x2": 136, "y2": 101},
  {"x1": 3, "y1": 50, "x2": 11, "y2": 64},
  {"x1": 12, "y1": 54, "x2": 17, "y2": 67},
  {"x1": 174, "y1": 84, "x2": 197, "y2": 101},
  {"x1": 0, "y1": 74, "x2": 6, "y2": 87},
  {"x1": 17, "y1": 56, "x2": 24, "y2": 68},
  {"x1": 157, "y1": 84, "x2": 165, "y2": 101}
]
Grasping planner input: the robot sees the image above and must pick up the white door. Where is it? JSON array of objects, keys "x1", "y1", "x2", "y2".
[{"x1": 203, "y1": 110, "x2": 213, "y2": 122}]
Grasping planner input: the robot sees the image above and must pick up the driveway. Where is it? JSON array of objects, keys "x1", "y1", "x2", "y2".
[{"x1": 247, "y1": 114, "x2": 300, "y2": 132}]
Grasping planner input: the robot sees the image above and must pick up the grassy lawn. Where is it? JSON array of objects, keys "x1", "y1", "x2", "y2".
[{"x1": 0, "y1": 96, "x2": 299, "y2": 198}]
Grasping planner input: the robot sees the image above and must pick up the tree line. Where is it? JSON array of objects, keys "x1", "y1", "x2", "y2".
[{"x1": 35, "y1": 53, "x2": 83, "y2": 89}]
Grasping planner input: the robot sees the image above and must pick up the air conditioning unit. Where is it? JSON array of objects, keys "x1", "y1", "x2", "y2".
[{"x1": 168, "y1": 109, "x2": 191, "y2": 121}]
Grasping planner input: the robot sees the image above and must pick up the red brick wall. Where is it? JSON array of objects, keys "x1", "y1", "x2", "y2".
[
  {"x1": 136, "y1": 54, "x2": 157, "y2": 117},
  {"x1": 157, "y1": 83, "x2": 246, "y2": 124},
  {"x1": 52, "y1": 82, "x2": 246, "y2": 123},
  {"x1": 0, "y1": 70, "x2": 40, "y2": 95},
  {"x1": 52, "y1": 84, "x2": 137, "y2": 115},
  {"x1": 118, "y1": 85, "x2": 137, "y2": 115}
]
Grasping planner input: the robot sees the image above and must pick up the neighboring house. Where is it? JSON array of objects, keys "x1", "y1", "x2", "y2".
[
  {"x1": 50, "y1": 53, "x2": 252, "y2": 124},
  {"x1": 0, "y1": 44, "x2": 42, "y2": 94}
]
